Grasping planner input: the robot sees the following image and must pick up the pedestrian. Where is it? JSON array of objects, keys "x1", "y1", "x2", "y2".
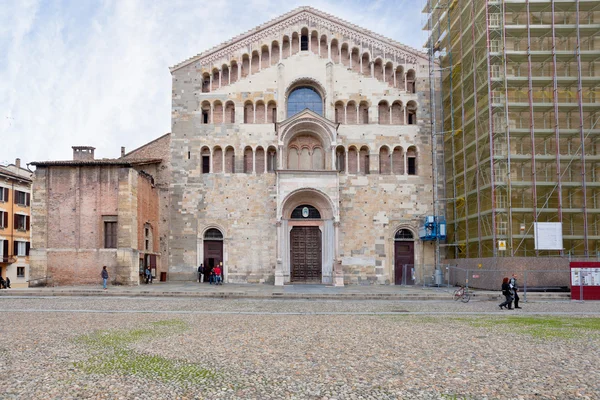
[
  {"x1": 5, "y1": 277, "x2": 10, "y2": 289},
  {"x1": 0, "y1": 276, "x2": 5, "y2": 289},
  {"x1": 145, "y1": 267, "x2": 151, "y2": 284},
  {"x1": 214, "y1": 262, "x2": 222, "y2": 285},
  {"x1": 509, "y1": 274, "x2": 521, "y2": 309},
  {"x1": 499, "y1": 277, "x2": 513, "y2": 310},
  {"x1": 198, "y1": 263, "x2": 203, "y2": 283},
  {"x1": 101, "y1": 266, "x2": 109, "y2": 290}
]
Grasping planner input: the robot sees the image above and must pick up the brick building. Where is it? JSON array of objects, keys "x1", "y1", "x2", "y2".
[
  {"x1": 168, "y1": 7, "x2": 437, "y2": 285},
  {"x1": 30, "y1": 135, "x2": 170, "y2": 286},
  {"x1": 0, "y1": 159, "x2": 33, "y2": 288}
]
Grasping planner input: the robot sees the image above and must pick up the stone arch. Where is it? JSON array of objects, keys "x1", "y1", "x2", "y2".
[
  {"x1": 255, "y1": 100, "x2": 266, "y2": 123},
  {"x1": 230, "y1": 61, "x2": 238, "y2": 84},
  {"x1": 292, "y1": 32, "x2": 300, "y2": 54},
  {"x1": 202, "y1": 225, "x2": 226, "y2": 240},
  {"x1": 243, "y1": 146, "x2": 253, "y2": 173},
  {"x1": 202, "y1": 72, "x2": 210, "y2": 93},
  {"x1": 224, "y1": 146, "x2": 235, "y2": 173},
  {"x1": 213, "y1": 100, "x2": 223, "y2": 124},
  {"x1": 225, "y1": 101, "x2": 235, "y2": 123},
  {"x1": 331, "y1": 39, "x2": 340, "y2": 63},
  {"x1": 335, "y1": 145, "x2": 346, "y2": 172},
  {"x1": 395, "y1": 65, "x2": 404, "y2": 89},
  {"x1": 374, "y1": 58, "x2": 384, "y2": 81},
  {"x1": 359, "y1": 101, "x2": 369, "y2": 124},
  {"x1": 300, "y1": 28, "x2": 309, "y2": 51},
  {"x1": 200, "y1": 101, "x2": 211, "y2": 124},
  {"x1": 351, "y1": 48, "x2": 360, "y2": 72},
  {"x1": 346, "y1": 100, "x2": 357, "y2": 125},
  {"x1": 391, "y1": 101, "x2": 403, "y2": 125},
  {"x1": 348, "y1": 145, "x2": 358, "y2": 174},
  {"x1": 221, "y1": 64, "x2": 229, "y2": 86},
  {"x1": 244, "y1": 100, "x2": 254, "y2": 124},
  {"x1": 379, "y1": 145, "x2": 391, "y2": 174},
  {"x1": 282, "y1": 35, "x2": 290, "y2": 59},
  {"x1": 261, "y1": 45, "x2": 269, "y2": 69},
  {"x1": 341, "y1": 43, "x2": 349, "y2": 67},
  {"x1": 394, "y1": 227, "x2": 416, "y2": 240},
  {"x1": 407, "y1": 145, "x2": 418, "y2": 175},
  {"x1": 407, "y1": 100, "x2": 417, "y2": 125},
  {"x1": 241, "y1": 54, "x2": 250, "y2": 78},
  {"x1": 255, "y1": 146, "x2": 265, "y2": 174},
  {"x1": 407, "y1": 69, "x2": 416, "y2": 93},
  {"x1": 385, "y1": 62, "x2": 394, "y2": 86},
  {"x1": 378, "y1": 100, "x2": 390, "y2": 125},
  {"x1": 280, "y1": 188, "x2": 335, "y2": 220},
  {"x1": 266, "y1": 145, "x2": 277, "y2": 172},
  {"x1": 213, "y1": 146, "x2": 223, "y2": 173},
  {"x1": 392, "y1": 146, "x2": 404, "y2": 175},
  {"x1": 310, "y1": 30, "x2": 319, "y2": 54},
  {"x1": 359, "y1": 145, "x2": 370, "y2": 175},
  {"x1": 361, "y1": 52, "x2": 370, "y2": 76},
  {"x1": 211, "y1": 68, "x2": 220, "y2": 91},
  {"x1": 201, "y1": 146, "x2": 211, "y2": 174},
  {"x1": 271, "y1": 41, "x2": 280, "y2": 65},
  {"x1": 251, "y1": 51, "x2": 260, "y2": 74},
  {"x1": 334, "y1": 101, "x2": 345, "y2": 124},
  {"x1": 267, "y1": 100, "x2": 277, "y2": 123},
  {"x1": 319, "y1": 34, "x2": 327, "y2": 57}
]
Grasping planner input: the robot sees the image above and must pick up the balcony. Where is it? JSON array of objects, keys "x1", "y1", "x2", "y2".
[{"x1": 0, "y1": 255, "x2": 17, "y2": 264}]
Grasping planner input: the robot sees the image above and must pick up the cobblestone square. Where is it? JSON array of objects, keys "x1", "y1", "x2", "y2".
[{"x1": 1, "y1": 297, "x2": 599, "y2": 399}]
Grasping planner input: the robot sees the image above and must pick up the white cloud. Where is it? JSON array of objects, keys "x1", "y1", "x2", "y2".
[{"x1": 0, "y1": 0, "x2": 426, "y2": 166}]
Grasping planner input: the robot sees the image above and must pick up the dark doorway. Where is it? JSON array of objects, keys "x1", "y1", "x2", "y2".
[
  {"x1": 203, "y1": 228, "x2": 224, "y2": 283},
  {"x1": 394, "y1": 229, "x2": 415, "y2": 285},
  {"x1": 290, "y1": 226, "x2": 322, "y2": 283}
]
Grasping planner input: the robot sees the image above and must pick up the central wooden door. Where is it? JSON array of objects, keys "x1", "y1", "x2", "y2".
[
  {"x1": 290, "y1": 226, "x2": 322, "y2": 283},
  {"x1": 203, "y1": 241, "x2": 223, "y2": 283},
  {"x1": 394, "y1": 241, "x2": 414, "y2": 285}
]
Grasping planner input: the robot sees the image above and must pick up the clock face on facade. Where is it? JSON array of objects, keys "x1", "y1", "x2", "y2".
[{"x1": 302, "y1": 207, "x2": 309, "y2": 218}]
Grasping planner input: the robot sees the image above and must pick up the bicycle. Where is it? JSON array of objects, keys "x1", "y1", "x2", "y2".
[{"x1": 452, "y1": 285, "x2": 471, "y2": 303}]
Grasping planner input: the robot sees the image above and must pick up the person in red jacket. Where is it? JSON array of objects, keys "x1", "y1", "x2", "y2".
[{"x1": 213, "y1": 263, "x2": 222, "y2": 285}]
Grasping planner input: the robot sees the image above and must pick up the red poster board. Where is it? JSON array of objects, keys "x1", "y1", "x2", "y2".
[{"x1": 570, "y1": 262, "x2": 600, "y2": 300}]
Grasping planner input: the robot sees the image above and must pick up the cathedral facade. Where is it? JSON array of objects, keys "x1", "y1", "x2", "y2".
[{"x1": 168, "y1": 7, "x2": 436, "y2": 285}]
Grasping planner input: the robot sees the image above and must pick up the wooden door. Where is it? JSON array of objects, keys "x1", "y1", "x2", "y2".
[
  {"x1": 290, "y1": 226, "x2": 322, "y2": 283},
  {"x1": 394, "y1": 241, "x2": 414, "y2": 285},
  {"x1": 203, "y1": 241, "x2": 223, "y2": 283}
]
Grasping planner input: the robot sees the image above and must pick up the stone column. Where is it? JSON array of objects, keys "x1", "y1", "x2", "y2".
[
  {"x1": 277, "y1": 63, "x2": 285, "y2": 121},
  {"x1": 333, "y1": 221, "x2": 343, "y2": 286},
  {"x1": 275, "y1": 221, "x2": 284, "y2": 286},
  {"x1": 326, "y1": 62, "x2": 334, "y2": 120},
  {"x1": 322, "y1": 220, "x2": 334, "y2": 284}
]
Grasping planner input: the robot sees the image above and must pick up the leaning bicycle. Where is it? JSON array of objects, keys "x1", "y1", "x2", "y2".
[{"x1": 452, "y1": 285, "x2": 471, "y2": 303}]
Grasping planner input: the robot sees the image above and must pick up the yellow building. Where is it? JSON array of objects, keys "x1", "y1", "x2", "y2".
[{"x1": 0, "y1": 159, "x2": 32, "y2": 288}]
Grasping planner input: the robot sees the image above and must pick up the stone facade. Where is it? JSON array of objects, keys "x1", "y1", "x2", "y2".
[
  {"x1": 30, "y1": 137, "x2": 169, "y2": 286},
  {"x1": 168, "y1": 7, "x2": 436, "y2": 285}
]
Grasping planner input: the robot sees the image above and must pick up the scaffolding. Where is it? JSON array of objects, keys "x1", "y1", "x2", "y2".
[{"x1": 424, "y1": 0, "x2": 600, "y2": 259}]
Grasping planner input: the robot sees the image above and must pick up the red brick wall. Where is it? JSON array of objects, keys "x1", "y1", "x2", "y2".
[{"x1": 136, "y1": 174, "x2": 159, "y2": 252}]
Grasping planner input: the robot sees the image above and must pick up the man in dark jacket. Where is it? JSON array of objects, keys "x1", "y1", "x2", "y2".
[
  {"x1": 198, "y1": 264, "x2": 204, "y2": 283},
  {"x1": 509, "y1": 274, "x2": 521, "y2": 309},
  {"x1": 101, "y1": 266, "x2": 109, "y2": 290}
]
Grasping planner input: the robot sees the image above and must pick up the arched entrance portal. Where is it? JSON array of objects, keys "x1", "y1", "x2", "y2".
[
  {"x1": 203, "y1": 228, "x2": 223, "y2": 283},
  {"x1": 394, "y1": 229, "x2": 415, "y2": 285},
  {"x1": 290, "y1": 205, "x2": 322, "y2": 282}
]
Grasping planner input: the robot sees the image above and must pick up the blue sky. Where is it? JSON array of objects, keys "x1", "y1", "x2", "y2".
[{"x1": 1, "y1": 0, "x2": 426, "y2": 165}]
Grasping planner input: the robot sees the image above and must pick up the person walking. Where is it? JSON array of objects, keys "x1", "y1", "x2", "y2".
[
  {"x1": 214, "y1": 262, "x2": 222, "y2": 285},
  {"x1": 509, "y1": 274, "x2": 521, "y2": 309},
  {"x1": 6, "y1": 277, "x2": 10, "y2": 289},
  {"x1": 101, "y1": 266, "x2": 109, "y2": 290},
  {"x1": 145, "y1": 267, "x2": 152, "y2": 284},
  {"x1": 198, "y1": 264, "x2": 204, "y2": 283},
  {"x1": 499, "y1": 277, "x2": 513, "y2": 310}
]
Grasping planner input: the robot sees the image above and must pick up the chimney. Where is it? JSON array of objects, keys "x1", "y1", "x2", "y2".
[
  {"x1": 121, "y1": 146, "x2": 126, "y2": 157},
  {"x1": 15, "y1": 158, "x2": 20, "y2": 169},
  {"x1": 72, "y1": 146, "x2": 96, "y2": 161}
]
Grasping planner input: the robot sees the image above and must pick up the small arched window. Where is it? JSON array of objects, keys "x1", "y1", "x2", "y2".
[
  {"x1": 204, "y1": 228, "x2": 223, "y2": 240},
  {"x1": 395, "y1": 229, "x2": 414, "y2": 240},
  {"x1": 291, "y1": 205, "x2": 321, "y2": 219},
  {"x1": 287, "y1": 87, "x2": 323, "y2": 117}
]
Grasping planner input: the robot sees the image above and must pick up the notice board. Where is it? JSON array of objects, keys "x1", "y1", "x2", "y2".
[{"x1": 570, "y1": 262, "x2": 600, "y2": 300}]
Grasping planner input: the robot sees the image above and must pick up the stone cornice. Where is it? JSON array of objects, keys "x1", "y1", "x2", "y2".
[{"x1": 170, "y1": 6, "x2": 425, "y2": 73}]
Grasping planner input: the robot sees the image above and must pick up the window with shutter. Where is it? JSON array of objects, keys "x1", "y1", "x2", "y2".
[
  {"x1": 104, "y1": 221, "x2": 117, "y2": 248},
  {"x1": 0, "y1": 211, "x2": 6, "y2": 228},
  {"x1": 0, "y1": 187, "x2": 6, "y2": 202}
]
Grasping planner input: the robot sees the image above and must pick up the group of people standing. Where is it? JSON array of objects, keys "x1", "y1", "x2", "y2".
[
  {"x1": 499, "y1": 274, "x2": 521, "y2": 310},
  {"x1": 197, "y1": 263, "x2": 223, "y2": 285}
]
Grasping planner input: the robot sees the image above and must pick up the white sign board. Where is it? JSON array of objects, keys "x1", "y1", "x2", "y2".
[{"x1": 534, "y1": 222, "x2": 563, "y2": 250}]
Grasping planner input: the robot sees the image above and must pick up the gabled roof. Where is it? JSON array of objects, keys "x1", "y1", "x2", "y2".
[{"x1": 171, "y1": 6, "x2": 426, "y2": 73}]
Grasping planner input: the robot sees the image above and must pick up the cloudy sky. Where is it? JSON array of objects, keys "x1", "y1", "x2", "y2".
[{"x1": 1, "y1": 0, "x2": 426, "y2": 166}]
